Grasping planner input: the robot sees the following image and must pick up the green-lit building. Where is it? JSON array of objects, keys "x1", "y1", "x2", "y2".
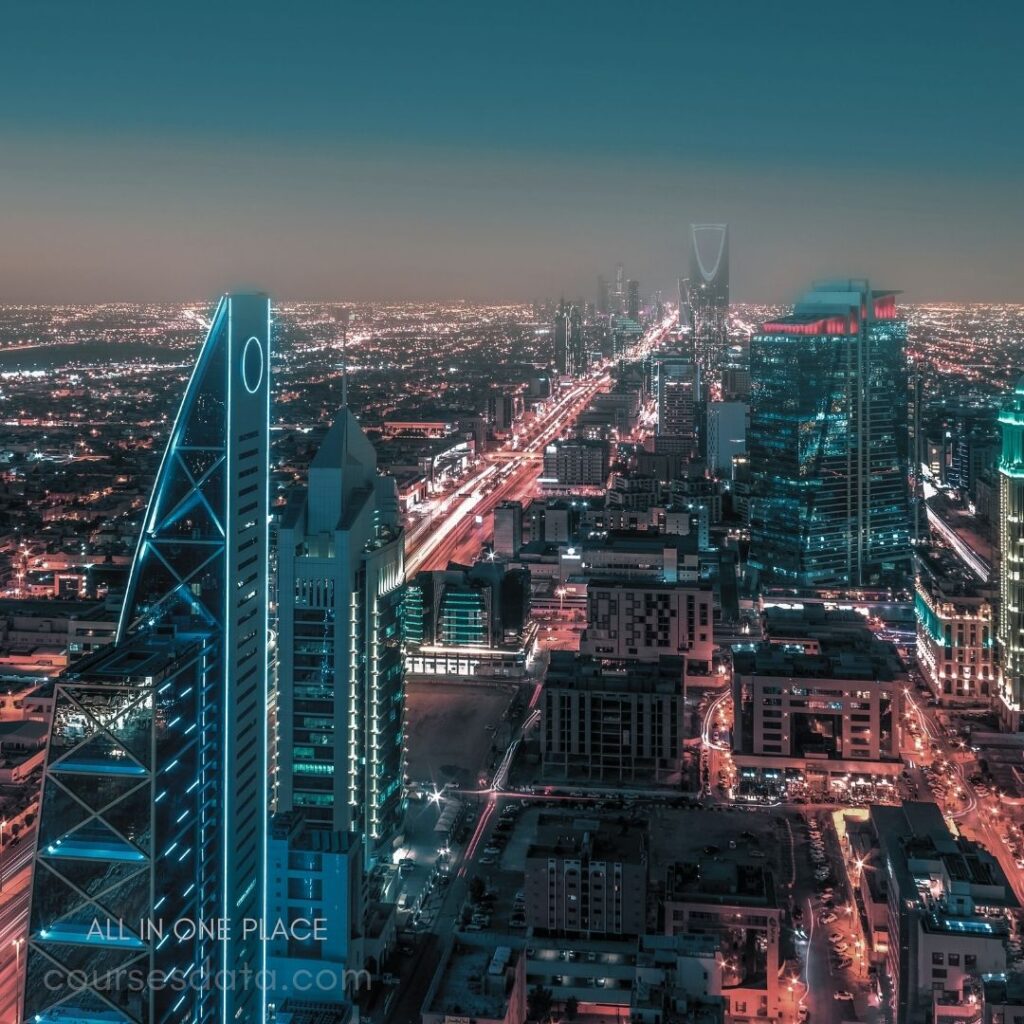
[
  {"x1": 749, "y1": 280, "x2": 911, "y2": 588},
  {"x1": 277, "y1": 407, "x2": 406, "y2": 850},
  {"x1": 998, "y1": 376, "x2": 1024, "y2": 729}
]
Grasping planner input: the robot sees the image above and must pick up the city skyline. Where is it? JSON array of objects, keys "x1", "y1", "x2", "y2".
[
  {"x1": 3, "y1": 2, "x2": 1024, "y2": 304},
  {"x1": 6, "y1": 5, "x2": 1024, "y2": 1023}
]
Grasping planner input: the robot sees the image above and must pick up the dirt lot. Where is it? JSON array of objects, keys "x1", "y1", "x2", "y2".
[{"x1": 405, "y1": 680, "x2": 517, "y2": 789}]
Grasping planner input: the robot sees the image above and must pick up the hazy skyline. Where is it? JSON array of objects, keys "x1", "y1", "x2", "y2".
[{"x1": 3, "y1": 1, "x2": 1024, "y2": 304}]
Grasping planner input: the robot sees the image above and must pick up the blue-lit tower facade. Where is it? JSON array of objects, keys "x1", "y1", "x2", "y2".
[
  {"x1": 276, "y1": 407, "x2": 406, "y2": 848},
  {"x1": 748, "y1": 280, "x2": 910, "y2": 588},
  {"x1": 270, "y1": 406, "x2": 405, "y2": 1002},
  {"x1": 998, "y1": 377, "x2": 1024, "y2": 730},
  {"x1": 25, "y1": 294, "x2": 272, "y2": 1024}
]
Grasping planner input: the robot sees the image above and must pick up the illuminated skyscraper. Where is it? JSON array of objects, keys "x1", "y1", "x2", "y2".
[
  {"x1": 627, "y1": 279, "x2": 640, "y2": 322},
  {"x1": 998, "y1": 377, "x2": 1024, "y2": 729},
  {"x1": 677, "y1": 276, "x2": 692, "y2": 331},
  {"x1": 689, "y1": 223, "x2": 729, "y2": 390},
  {"x1": 25, "y1": 293, "x2": 272, "y2": 1023},
  {"x1": 749, "y1": 280, "x2": 910, "y2": 587},
  {"x1": 656, "y1": 354, "x2": 700, "y2": 460},
  {"x1": 276, "y1": 405, "x2": 406, "y2": 849},
  {"x1": 554, "y1": 301, "x2": 584, "y2": 377}
]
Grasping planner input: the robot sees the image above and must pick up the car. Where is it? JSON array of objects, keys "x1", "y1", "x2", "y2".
[
  {"x1": 482, "y1": 846, "x2": 501, "y2": 856},
  {"x1": 829, "y1": 933, "x2": 845, "y2": 944},
  {"x1": 834, "y1": 990, "x2": 854, "y2": 1001},
  {"x1": 833, "y1": 958, "x2": 852, "y2": 971},
  {"x1": 479, "y1": 855, "x2": 495, "y2": 865}
]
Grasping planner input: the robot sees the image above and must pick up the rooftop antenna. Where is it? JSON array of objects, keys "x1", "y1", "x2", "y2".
[{"x1": 339, "y1": 307, "x2": 350, "y2": 407}]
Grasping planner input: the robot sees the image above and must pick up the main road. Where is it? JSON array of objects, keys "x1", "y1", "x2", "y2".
[
  {"x1": 0, "y1": 828, "x2": 38, "y2": 1024},
  {"x1": 405, "y1": 319, "x2": 677, "y2": 576}
]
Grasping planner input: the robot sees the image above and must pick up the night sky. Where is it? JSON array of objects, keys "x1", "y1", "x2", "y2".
[{"x1": 3, "y1": 1, "x2": 1023, "y2": 304}]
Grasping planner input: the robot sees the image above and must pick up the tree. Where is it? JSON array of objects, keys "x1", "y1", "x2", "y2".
[
  {"x1": 564, "y1": 996, "x2": 579, "y2": 1020},
  {"x1": 527, "y1": 984, "x2": 554, "y2": 1023},
  {"x1": 468, "y1": 875, "x2": 485, "y2": 903}
]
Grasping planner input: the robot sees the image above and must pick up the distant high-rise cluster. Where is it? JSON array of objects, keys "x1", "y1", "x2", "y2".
[{"x1": 748, "y1": 279, "x2": 911, "y2": 587}]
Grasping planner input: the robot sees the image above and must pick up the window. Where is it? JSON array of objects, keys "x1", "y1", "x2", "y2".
[
  {"x1": 947, "y1": 953, "x2": 960, "y2": 966},
  {"x1": 932, "y1": 952, "x2": 944, "y2": 965}
]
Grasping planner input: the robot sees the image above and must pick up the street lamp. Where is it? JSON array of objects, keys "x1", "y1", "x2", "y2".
[{"x1": 12, "y1": 936, "x2": 23, "y2": 1019}]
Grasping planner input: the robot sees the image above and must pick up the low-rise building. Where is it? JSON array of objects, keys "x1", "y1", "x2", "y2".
[
  {"x1": 525, "y1": 815, "x2": 648, "y2": 937},
  {"x1": 542, "y1": 652, "x2": 685, "y2": 783},
  {"x1": 580, "y1": 579, "x2": 714, "y2": 672},
  {"x1": 580, "y1": 530, "x2": 700, "y2": 584},
  {"x1": 873, "y1": 802, "x2": 1018, "y2": 1024},
  {"x1": 915, "y1": 545, "x2": 995, "y2": 705},
  {"x1": 632, "y1": 934, "x2": 725, "y2": 1024},
  {"x1": 731, "y1": 627, "x2": 904, "y2": 802},
  {"x1": 662, "y1": 859, "x2": 784, "y2": 1024},
  {"x1": 422, "y1": 939, "x2": 526, "y2": 1024},
  {"x1": 405, "y1": 560, "x2": 532, "y2": 678},
  {"x1": 542, "y1": 440, "x2": 609, "y2": 487}
]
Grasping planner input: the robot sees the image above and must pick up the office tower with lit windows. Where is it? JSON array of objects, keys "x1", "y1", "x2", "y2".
[
  {"x1": 677, "y1": 276, "x2": 692, "y2": 331},
  {"x1": 998, "y1": 377, "x2": 1024, "y2": 729},
  {"x1": 554, "y1": 301, "x2": 584, "y2": 377},
  {"x1": 656, "y1": 354, "x2": 700, "y2": 460},
  {"x1": 615, "y1": 261, "x2": 625, "y2": 312},
  {"x1": 689, "y1": 223, "x2": 729, "y2": 390},
  {"x1": 276, "y1": 405, "x2": 406, "y2": 851},
  {"x1": 748, "y1": 280, "x2": 911, "y2": 587},
  {"x1": 627, "y1": 279, "x2": 640, "y2": 322},
  {"x1": 25, "y1": 293, "x2": 272, "y2": 1024},
  {"x1": 493, "y1": 500, "x2": 523, "y2": 559},
  {"x1": 597, "y1": 274, "x2": 610, "y2": 316}
]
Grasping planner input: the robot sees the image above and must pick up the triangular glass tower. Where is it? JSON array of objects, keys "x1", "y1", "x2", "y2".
[{"x1": 25, "y1": 294, "x2": 272, "y2": 1024}]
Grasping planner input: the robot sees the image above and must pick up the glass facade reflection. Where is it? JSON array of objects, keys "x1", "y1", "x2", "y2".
[
  {"x1": 26, "y1": 293, "x2": 272, "y2": 1024},
  {"x1": 749, "y1": 280, "x2": 911, "y2": 587}
]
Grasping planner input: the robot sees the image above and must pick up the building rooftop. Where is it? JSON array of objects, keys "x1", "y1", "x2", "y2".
[
  {"x1": 665, "y1": 857, "x2": 776, "y2": 908},
  {"x1": 872, "y1": 802, "x2": 1019, "y2": 923},
  {"x1": 276, "y1": 1000, "x2": 353, "y2": 1024},
  {"x1": 427, "y1": 942, "x2": 519, "y2": 1020},
  {"x1": 982, "y1": 971, "x2": 1024, "y2": 1007},
  {"x1": 916, "y1": 545, "x2": 992, "y2": 599},
  {"x1": 546, "y1": 651, "x2": 685, "y2": 694},
  {"x1": 733, "y1": 639, "x2": 900, "y2": 682},
  {"x1": 527, "y1": 815, "x2": 647, "y2": 864}
]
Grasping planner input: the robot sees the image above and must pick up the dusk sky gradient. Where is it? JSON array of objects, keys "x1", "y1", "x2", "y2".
[{"x1": 3, "y1": 1, "x2": 1023, "y2": 304}]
